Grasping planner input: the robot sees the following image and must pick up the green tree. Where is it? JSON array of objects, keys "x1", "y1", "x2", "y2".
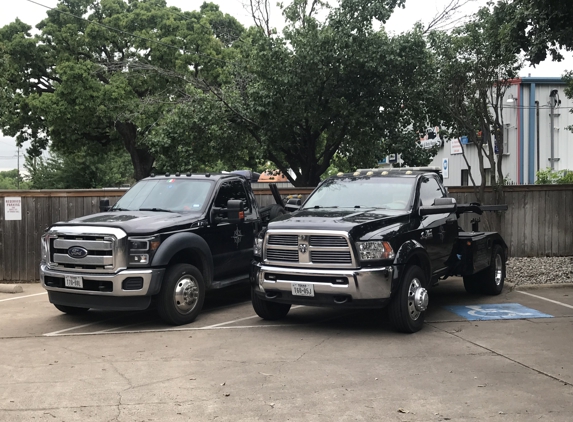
[
  {"x1": 0, "y1": 169, "x2": 28, "y2": 190},
  {"x1": 430, "y1": 4, "x2": 522, "y2": 209},
  {"x1": 24, "y1": 144, "x2": 134, "y2": 189},
  {"x1": 497, "y1": 0, "x2": 573, "y2": 65},
  {"x1": 159, "y1": 0, "x2": 440, "y2": 187},
  {"x1": 0, "y1": 0, "x2": 240, "y2": 180}
]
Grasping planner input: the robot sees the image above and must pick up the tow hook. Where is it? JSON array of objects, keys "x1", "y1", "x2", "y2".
[{"x1": 414, "y1": 287, "x2": 429, "y2": 312}]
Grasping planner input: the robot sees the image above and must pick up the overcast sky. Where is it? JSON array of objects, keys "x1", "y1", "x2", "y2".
[{"x1": 1, "y1": 0, "x2": 572, "y2": 171}]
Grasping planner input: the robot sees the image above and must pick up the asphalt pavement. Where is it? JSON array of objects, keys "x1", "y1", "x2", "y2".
[{"x1": 0, "y1": 279, "x2": 572, "y2": 421}]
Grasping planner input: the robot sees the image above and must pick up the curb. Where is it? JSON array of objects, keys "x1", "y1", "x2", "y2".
[
  {"x1": 0, "y1": 284, "x2": 24, "y2": 294},
  {"x1": 514, "y1": 283, "x2": 573, "y2": 291}
]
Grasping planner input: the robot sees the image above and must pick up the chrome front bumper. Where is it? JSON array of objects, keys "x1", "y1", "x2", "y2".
[
  {"x1": 252, "y1": 263, "x2": 394, "y2": 300},
  {"x1": 40, "y1": 263, "x2": 162, "y2": 297}
]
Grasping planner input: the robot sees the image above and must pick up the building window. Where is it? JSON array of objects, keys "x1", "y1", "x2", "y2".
[{"x1": 461, "y1": 170, "x2": 469, "y2": 186}]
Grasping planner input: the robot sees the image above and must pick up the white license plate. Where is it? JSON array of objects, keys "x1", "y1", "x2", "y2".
[
  {"x1": 292, "y1": 283, "x2": 314, "y2": 297},
  {"x1": 64, "y1": 275, "x2": 83, "y2": 289}
]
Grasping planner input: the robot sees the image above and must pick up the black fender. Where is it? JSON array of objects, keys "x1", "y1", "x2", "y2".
[
  {"x1": 392, "y1": 240, "x2": 431, "y2": 291},
  {"x1": 152, "y1": 232, "x2": 214, "y2": 287}
]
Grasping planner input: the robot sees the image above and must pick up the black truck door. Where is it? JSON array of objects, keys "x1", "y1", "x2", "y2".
[
  {"x1": 417, "y1": 176, "x2": 457, "y2": 274},
  {"x1": 206, "y1": 179, "x2": 255, "y2": 279}
]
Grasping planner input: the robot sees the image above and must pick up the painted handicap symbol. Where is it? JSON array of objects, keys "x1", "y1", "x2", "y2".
[{"x1": 444, "y1": 303, "x2": 553, "y2": 321}]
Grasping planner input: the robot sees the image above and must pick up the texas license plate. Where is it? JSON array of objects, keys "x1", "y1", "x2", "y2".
[
  {"x1": 292, "y1": 283, "x2": 314, "y2": 297},
  {"x1": 64, "y1": 275, "x2": 83, "y2": 289}
]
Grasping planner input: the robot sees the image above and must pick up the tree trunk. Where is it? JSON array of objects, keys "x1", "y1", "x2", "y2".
[{"x1": 115, "y1": 121, "x2": 155, "y2": 181}]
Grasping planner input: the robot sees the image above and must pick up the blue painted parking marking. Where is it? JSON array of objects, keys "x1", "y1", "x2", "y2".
[{"x1": 444, "y1": 303, "x2": 553, "y2": 321}]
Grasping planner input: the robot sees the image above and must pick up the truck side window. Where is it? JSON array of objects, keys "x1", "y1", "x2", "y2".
[
  {"x1": 214, "y1": 180, "x2": 251, "y2": 212},
  {"x1": 419, "y1": 177, "x2": 444, "y2": 206}
]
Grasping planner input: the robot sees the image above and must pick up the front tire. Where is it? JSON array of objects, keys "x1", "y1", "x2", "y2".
[
  {"x1": 251, "y1": 288, "x2": 291, "y2": 320},
  {"x1": 53, "y1": 304, "x2": 90, "y2": 315},
  {"x1": 388, "y1": 265, "x2": 428, "y2": 333},
  {"x1": 158, "y1": 264, "x2": 206, "y2": 325}
]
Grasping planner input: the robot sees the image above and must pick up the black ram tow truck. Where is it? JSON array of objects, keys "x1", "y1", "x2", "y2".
[
  {"x1": 40, "y1": 173, "x2": 288, "y2": 325},
  {"x1": 250, "y1": 167, "x2": 508, "y2": 333}
]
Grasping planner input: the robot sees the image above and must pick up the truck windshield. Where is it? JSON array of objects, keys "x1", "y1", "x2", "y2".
[
  {"x1": 302, "y1": 176, "x2": 416, "y2": 210},
  {"x1": 111, "y1": 179, "x2": 214, "y2": 213}
]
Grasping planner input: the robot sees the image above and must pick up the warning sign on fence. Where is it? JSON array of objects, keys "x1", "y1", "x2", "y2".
[{"x1": 5, "y1": 197, "x2": 22, "y2": 221}]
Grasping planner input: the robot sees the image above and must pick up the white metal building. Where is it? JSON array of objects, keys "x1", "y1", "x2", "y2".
[{"x1": 425, "y1": 77, "x2": 573, "y2": 186}]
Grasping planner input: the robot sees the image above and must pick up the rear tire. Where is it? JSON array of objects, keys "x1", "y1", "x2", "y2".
[
  {"x1": 158, "y1": 264, "x2": 206, "y2": 325},
  {"x1": 463, "y1": 275, "x2": 482, "y2": 294},
  {"x1": 251, "y1": 288, "x2": 291, "y2": 320},
  {"x1": 463, "y1": 245, "x2": 505, "y2": 296},
  {"x1": 53, "y1": 304, "x2": 90, "y2": 315},
  {"x1": 482, "y1": 244, "x2": 505, "y2": 295},
  {"x1": 388, "y1": 265, "x2": 428, "y2": 333}
]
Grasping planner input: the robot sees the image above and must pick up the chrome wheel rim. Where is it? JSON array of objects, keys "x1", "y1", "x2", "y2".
[
  {"x1": 407, "y1": 278, "x2": 424, "y2": 321},
  {"x1": 173, "y1": 275, "x2": 199, "y2": 314},
  {"x1": 494, "y1": 254, "x2": 503, "y2": 286}
]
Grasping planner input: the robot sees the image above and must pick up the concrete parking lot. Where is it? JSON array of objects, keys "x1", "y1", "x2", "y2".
[{"x1": 1, "y1": 279, "x2": 572, "y2": 421}]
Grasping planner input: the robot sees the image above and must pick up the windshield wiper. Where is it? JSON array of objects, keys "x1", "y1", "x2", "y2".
[
  {"x1": 110, "y1": 207, "x2": 130, "y2": 211},
  {"x1": 139, "y1": 207, "x2": 174, "y2": 213}
]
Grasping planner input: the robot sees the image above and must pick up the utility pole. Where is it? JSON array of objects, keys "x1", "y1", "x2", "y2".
[
  {"x1": 17, "y1": 146, "x2": 20, "y2": 189},
  {"x1": 549, "y1": 90, "x2": 560, "y2": 170}
]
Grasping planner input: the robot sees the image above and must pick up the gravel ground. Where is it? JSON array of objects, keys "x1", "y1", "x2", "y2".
[{"x1": 506, "y1": 256, "x2": 573, "y2": 286}]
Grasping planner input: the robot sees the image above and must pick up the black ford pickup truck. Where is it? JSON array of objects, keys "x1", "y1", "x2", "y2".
[
  {"x1": 40, "y1": 173, "x2": 286, "y2": 325},
  {"x1": 250, "y1": 167, "x2": 508, "y2": 333}
]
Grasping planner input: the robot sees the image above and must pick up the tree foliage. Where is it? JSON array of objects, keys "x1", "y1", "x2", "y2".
[
  {"x1": 0, "y1": 169, "x2": 28, "y2": 190},
  {"x1": 24, "y1": 144, "x2": 133, "y2": 189},
  {"x1": 0, "y1": 0, "x2": 242, "y2": 180},
  {"x1": 158, "y1": 0, "x2": 439, "y2": 187},
  {"x1": 430, "y1": 4, "x2": 522, "y2": 209},
  {"x1": 498, "y1": 0, "x2": 573, "y2": 65}
]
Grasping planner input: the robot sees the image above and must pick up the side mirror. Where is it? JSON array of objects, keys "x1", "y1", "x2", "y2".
[
  {"x1": 99, "y1": 199, "x2": 110, "y2": 212},
  {"x1": 419, "y1": 197, "x2": 456, "y2": 216},
  {"x1": 226, "y1": 199, "x2": 245, "y2": 224}
]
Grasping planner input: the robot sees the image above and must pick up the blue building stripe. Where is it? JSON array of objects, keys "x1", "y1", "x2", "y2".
[
  {"x1": 528, "y1": 83, "x2": 536, "y2": 184},
  {"x1": 519, "y1": 83, "x2": 524, "y2": 184}
]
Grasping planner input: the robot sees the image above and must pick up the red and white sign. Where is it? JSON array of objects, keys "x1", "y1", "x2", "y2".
[
  {"x1": 5, "y1": 197, "x2": 22, "y2": 221},
  {"x1": 450, "y1": 138, "x2": 463, "y2": 155}
]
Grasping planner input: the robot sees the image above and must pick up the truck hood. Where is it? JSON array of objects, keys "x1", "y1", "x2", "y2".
[
  {"x1": 52, "y1": 211, "x2": 204, "y2": 235},
  {"x1": 269, "y1": 208, "x2": 410, "y2": 240}
]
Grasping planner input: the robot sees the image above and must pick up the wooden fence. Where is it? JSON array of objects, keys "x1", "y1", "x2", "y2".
[{"x1": 0, "y1": 185, "x2": 571, "y2": 282}]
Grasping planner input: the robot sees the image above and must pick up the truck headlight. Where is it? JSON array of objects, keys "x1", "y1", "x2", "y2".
[
  {"x1": 40, "y1": 234, "x2": 49, "y2": 263},
  {"x1": 253, "y1": 237, "x2": 263, "y2": 257},
  {"x1": 356, "y1": 241, "x2": 395, "y2": 261},
  {"x1": 128, "y1": 235, "x2": 161, "y2": 265}
]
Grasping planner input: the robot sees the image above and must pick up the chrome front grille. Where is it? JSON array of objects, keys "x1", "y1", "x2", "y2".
[
  {"x1": 268, "y1": 234, "x2": 298, "y2": 246},
  {"x1": 264, "y1": 230, "x2": 355, "y2": 268},
  {"x1": 46, "y1": 226, "x2": 127, "y2": 273},
  {"x1": 310, "y1": 251, "x2": 352, "y2": 264},
  {"x1": 266, "y1": 249, "x2": 299, "y2": 262}
]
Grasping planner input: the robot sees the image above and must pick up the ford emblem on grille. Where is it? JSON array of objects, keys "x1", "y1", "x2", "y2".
[
  {"x1": 298, "y1": 244, "x2": 308, "y2": 254},
  {"x1": 68, "y1": 246, "x2": 88, "y2": 259}
]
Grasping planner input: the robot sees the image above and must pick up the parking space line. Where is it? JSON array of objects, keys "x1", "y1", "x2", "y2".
[
  {"x1": 518, "y1": 291, "x2": 573, "y2": 310},
  {"x1": 0, "y1": 292, "x2": 47, "y2": 302},
  {"x1": 44, "y1": 317, "x2": 124, "y2": 336},
  {"x1": 200, "y1": 305, "x2": 304, "y2": 329},
  {"x1": 44, "y1": 323, "x2": 291, "y2": 336}
]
